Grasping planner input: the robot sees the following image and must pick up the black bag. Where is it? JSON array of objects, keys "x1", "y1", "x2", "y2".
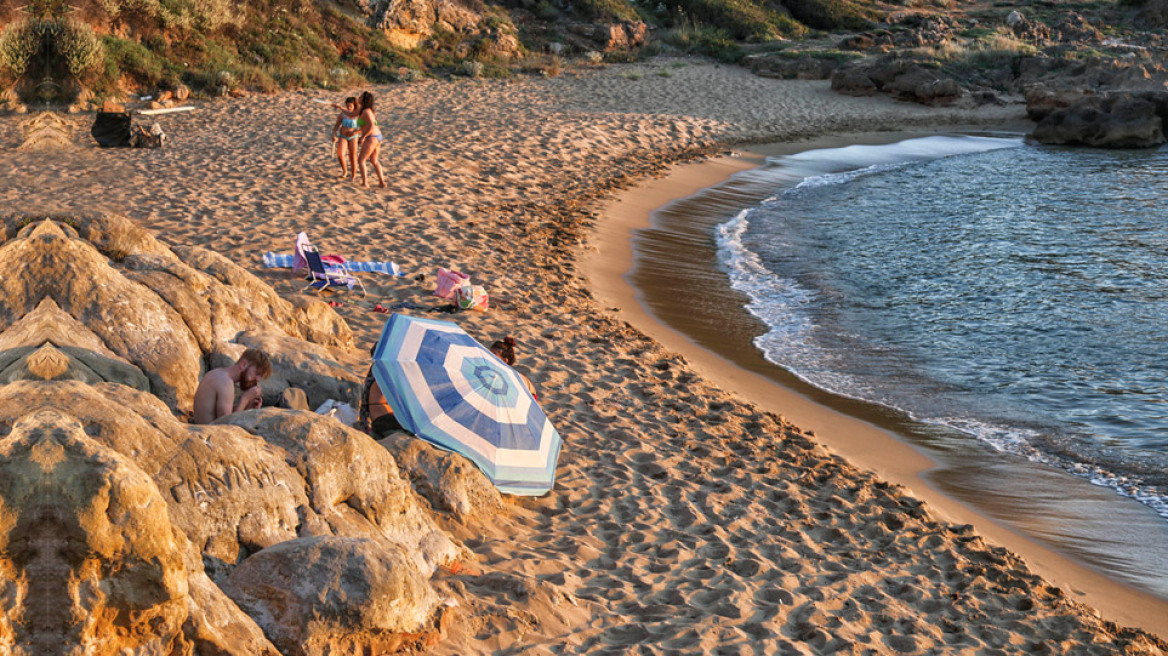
[{"x1": 91, "y1": 111, "x2": 132, "y2": 148}]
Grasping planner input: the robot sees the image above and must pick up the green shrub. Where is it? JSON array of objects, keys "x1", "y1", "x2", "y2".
[
  {"x1": 780, "y1": 0, "x2": 879, "y2": 31},
  {"x1": 0, "y1": 21, "x2": 38, "y2": 77},
  {"x1": 665, "y1": 0, "x2": 804, "y2": 40},
  {"x1": 57, "y1": 19, "x2": 106, "y2": 78},
  {"x1": 662, "y1": 25, "x2": 746, "y2": 62},
  {"x1": 103, "y1": 36, "x2": 175, "y2": 86},
  {"x1": 574, "y1": 0, "x2": 641, "y2": 21}
]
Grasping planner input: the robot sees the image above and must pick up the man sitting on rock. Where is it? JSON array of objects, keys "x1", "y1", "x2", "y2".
[{"x1": 192, "y1": 349, "x2": 272, "y2": 424}]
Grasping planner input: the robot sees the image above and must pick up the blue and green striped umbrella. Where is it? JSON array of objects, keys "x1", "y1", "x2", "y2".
[{"x1": 372, "y1": 314, "x2": 561, "y2": 496}]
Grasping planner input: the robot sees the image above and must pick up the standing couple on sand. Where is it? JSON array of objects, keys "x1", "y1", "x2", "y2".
[{"x1": 331, "y1": 90, "x2": 386, "y2": 189}]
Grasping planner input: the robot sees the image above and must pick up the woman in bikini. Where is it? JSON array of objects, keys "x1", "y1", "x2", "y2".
[
  {"x1": 356, "y1": 90, "x2": 387, "y2": 189},
  {"x1": 330, "y1": 96, "x2": 360, "y2": 179}
]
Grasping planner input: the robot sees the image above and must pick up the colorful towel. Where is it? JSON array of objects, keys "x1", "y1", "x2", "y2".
[{"x1": 263, "y1": 252, "x2": 404, "y2": 276}]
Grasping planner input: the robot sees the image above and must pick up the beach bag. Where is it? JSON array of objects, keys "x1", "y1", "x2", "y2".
[
  {"x1": 434, "y1": 268, "x2": 470, "y2": 299},
  {"x1": 91, "y1": 111, "x2": 132, "y2": 148},
  {"x1": 456, "y1": 282, "x2": 489, "y2": 312}
]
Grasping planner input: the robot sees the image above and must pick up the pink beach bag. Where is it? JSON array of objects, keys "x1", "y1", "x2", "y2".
[{"x1": 434, "y1": 268, "x2": 471, "y2": 299}]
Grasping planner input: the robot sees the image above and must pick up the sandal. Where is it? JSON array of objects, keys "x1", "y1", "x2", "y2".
[
  {"x1": 372, "y1": 304, "x2": 391, "y2": 314},
  {"x1": 326, "y1": 300, "x2": 343, "y2": 308}
]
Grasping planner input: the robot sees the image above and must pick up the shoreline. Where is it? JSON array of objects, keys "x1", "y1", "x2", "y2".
[{"x1": 585, "y1": 128, "x2": 1168, "y2": 638}]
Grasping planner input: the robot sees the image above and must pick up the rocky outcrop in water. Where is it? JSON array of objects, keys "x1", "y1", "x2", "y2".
[{"x1": 1030, "y1": 91, "x2": 1168, "y2": 148}]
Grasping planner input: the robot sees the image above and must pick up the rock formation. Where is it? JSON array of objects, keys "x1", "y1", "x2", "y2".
[
  {"x1": 0, "y1": 214, "x2": 501, "y2": 653},
  {"x1": 832, "y1": 57, "x2": 964, "y2": 106},
  {"x1": 0, "y1": 214, "x2": 358, "y2": 415},
  {"x1": 1031, "y1": 91, "x2": 1168, "y2": 148}
]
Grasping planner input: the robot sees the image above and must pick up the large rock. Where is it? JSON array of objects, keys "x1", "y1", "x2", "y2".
[
  {"x1": 1024, "y1": 85, "x2": 1088, "y2": 121},
  {"x1": 831, "y1": 66, "x2": 878, "y2": 96},
  {"x1": 0, "y1": 214, "x2": 482, "y2": 652},
  {"x1": 0, "y1": 407, "x2": 278, "y2": 654},
  {"x1": 745, "y1": 53, "x2": 841, "y2": 80},
  {"x1": 0, "y1": 215, "x2": 357, "y2": 415},
  {"x1": 379, "y1": 431, "x2": 503, "y2": 520},
  {"x1": 883, "y1": 65, "x2": 963, "y2": 105},
  {"x1": 564, "y1": 21, "x2": 649, "y2": 51},
  {"x1": 222, "y1": 536, "x2": 441, "y2": 656},
  {"x1": 363, "y1": 0, "x2": 483, "y2": 49},
  {"x1": 1031, "y1": 92, "x2": 1168, "y2": 148},
  {"x1": 221, "y1": 409, "x2": 462, "y2": 573},
  {"x1": 831, "y1": 58, "x2": 961, "y2": 105}
]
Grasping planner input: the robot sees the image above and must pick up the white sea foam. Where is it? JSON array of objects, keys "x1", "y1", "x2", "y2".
[{"x1": 713, "y1": 133, "x2": 1168, "y2": 524}]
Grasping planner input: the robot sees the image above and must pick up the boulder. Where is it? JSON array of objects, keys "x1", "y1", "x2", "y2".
[
  {"x1": 221, "y1": 409, "x2": 461, "y2": 572},
  {"x1": 747, "y1": 54, "x2": 840, "y2": 80},
  {"x1": 884, "y1": 66, "x2": 963, "y2": 105},
  {"x1": 0, "y1": 213, "x2": 481, "y2": 652},
  {"x1": 222, "y1": 536, "x2": 441, "y2": 656},
  {"x1": 566, "y1": 21, "x2": 649, "y2": 51},
  {"x1": 837, "y1": 34, "x2": 875, "y2": 51},
  {"x1": 1053, "y1": 12, "x2": 1102, "y2": 43},
  {"x1": 0, "y1": 215, "x2": 358, "y2": 415},
  {"x1": 1031, "y1": 93, "x2": 1168, "y2": 148},
  {"x1": 379, "y1": 431, "x2": 504, "y2": 520},
  {"x1": 0, "y1": 407, "x2": 278, "y2": 654},
  {"x1": 830, "y1": 65, "x2": 878, "y2": 96},
  {"x1": 364, "y1": 0, "x2": 482, "y2": 48},
  {"x1": 1024, "y1": 85, "x2": 1088, "y2": 121}
]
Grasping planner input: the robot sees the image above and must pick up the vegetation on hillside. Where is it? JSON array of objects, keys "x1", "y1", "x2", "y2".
[
  {"x1": 0, "y1": 0, "x2": 1162, "y2": 105},
  {"x1": 0, "y1": 0, "x2": 887, "y2": 102}
]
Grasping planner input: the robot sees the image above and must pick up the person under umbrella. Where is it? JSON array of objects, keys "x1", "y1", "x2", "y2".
[{"x1": 371, "y1": 314, "x2": 562, "y2": 495}]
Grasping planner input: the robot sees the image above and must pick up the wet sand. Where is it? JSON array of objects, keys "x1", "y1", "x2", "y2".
[{"x1": 587, "y1": 133, "x2": 1168, "y2": 637}]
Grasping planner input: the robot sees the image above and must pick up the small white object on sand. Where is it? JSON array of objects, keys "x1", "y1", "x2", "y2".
[{"x1": 138, "y1": 106, "x2": 196, "y2": 116}]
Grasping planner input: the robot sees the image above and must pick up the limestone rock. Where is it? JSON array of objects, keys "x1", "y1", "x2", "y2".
[
  {"x1": 220, "y1": 409, "x2": 462, "y2": 571},
  {"x1": 231, "y1": 330, "x2": 362, "y2": 409},
  {"x1": 378, "y1": 431, "x2": 503, "y2": 521},
  {"x1": 1024, "y1": 85, "x2": 1088, "y2": 121},
  {"x1": 831, "y1": 58, "x2": 960, "y2": 105},
  {"x1": 0, "y1": 406, "x2": 277, "y2": 654},
  {"x1": 222, "y1": 536, "x2": 441, "y2": 656},
  {"x1": 1031, "y1": 92, "x2": 1168, "y2": 148},
  {"x1": 565, "y1": 21, "x2": 649, "y2": 51},
  {"x1": 0, "y1": 215, "x2": 357, "y2": 415},
  {"x1": 746, "y1": 53, "x2": 840, "y2": 80},
  {"x1": 884, "y1": 66, "x2": 963, "y2": 105},
  {"x1": 0, "y1": 212, "x2": 474, "y2": 652},
  {"x1": 830, "y1": 66, "x2": 878, "y2": 96},
  {"x1": 279, "y1": 387, "x2": 310, "y2": 411},
  {"x1": 364, "y1": 0, "x2": 482, "y2": 48}
]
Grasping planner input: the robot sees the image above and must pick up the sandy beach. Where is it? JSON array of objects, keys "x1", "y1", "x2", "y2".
[{"x1": 5, "y1": 56, "x2": 1168, "y2": 652}]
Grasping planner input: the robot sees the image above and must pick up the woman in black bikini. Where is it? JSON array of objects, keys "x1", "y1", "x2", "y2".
[{"x1": 356, "y1": 91, "x2": 387, "y2": 189}]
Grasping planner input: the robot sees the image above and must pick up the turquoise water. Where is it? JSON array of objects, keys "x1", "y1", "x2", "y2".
[{"x1": 716, "y1": 137, "x2": 1168, "y2": 519}]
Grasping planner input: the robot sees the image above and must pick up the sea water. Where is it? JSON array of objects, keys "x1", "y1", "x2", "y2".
[{"x1": 716, "y1": 137, "x2": 1168, "y2": 520}]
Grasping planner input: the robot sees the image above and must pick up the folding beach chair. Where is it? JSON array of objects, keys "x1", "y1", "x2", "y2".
[{"x1": 303, "y1": 248, "x2": 366, "y2": 297}]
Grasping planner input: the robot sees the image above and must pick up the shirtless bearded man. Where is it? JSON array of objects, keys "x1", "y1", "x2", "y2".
[{"x1": 192, "y1": 349, "x2": 272, "y2": 424}]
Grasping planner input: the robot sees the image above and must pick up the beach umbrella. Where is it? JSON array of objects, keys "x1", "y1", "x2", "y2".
[{"x1": 371, "y1": 313, "x2": 562, "y2": 496}]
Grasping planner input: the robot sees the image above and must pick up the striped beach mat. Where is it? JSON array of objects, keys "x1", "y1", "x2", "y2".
[{"x1": 263, "y1": 252, "x2": 405, "y2": 276}]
